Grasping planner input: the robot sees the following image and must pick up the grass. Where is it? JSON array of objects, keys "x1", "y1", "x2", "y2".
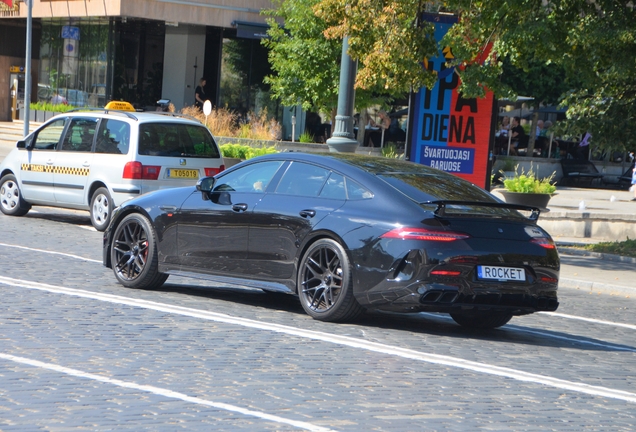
[{"x1": 569, "y1": 238, "x2": 636, "y2": 258}]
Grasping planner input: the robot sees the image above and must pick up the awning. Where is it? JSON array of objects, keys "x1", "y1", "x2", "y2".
[{"x1": 232, "y1": 21, "x2": 269, "y2": 39}]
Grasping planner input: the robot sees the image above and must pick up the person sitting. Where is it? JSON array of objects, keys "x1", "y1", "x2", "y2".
[
  {"x1": 509, "y1": 116, "x2": 527, "y2": 156},
  {"x1": 365, "y1": 110, "x2": 391, "y2": 147}
]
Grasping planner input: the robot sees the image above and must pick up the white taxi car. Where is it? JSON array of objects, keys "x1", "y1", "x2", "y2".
[{"x1": 0, "y1": 103, "x2": 224, "y2": 230}]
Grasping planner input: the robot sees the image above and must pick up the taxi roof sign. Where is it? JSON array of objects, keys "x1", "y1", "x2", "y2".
[{"x1": 104, "y1": 101, "x2": 135, "y2": 111}]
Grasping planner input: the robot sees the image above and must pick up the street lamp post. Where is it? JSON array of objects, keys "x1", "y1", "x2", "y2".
[
  {"x1": 23, "y1": 0, "x2": 33, "y2": 137},
  {"x1": 326, "y1": 36, "x2": 358, "y2": 153}
]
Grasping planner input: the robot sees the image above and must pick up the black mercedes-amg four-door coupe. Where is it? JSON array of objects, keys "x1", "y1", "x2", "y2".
[{"x1": 103, "y1": 153, "x2": 559, "y2": 329}]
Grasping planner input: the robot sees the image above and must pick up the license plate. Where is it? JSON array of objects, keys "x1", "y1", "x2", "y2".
[
  {"x1": 167, "y1": 168, "x2": 199, "y2": 179},
  {"x1": 477, "y1": 266, "x2": 526, "y2": 281}
]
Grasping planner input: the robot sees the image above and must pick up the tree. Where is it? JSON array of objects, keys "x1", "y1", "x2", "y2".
[
  {"x1": 442, "y1": 0, "x2": 636, "y2": 151},
  {"x1": 262, "y1": 0, "x2": 404, "y2": 130},
  {"x1": 313, "y1": 0, "x2": 636, "y2": 152}
]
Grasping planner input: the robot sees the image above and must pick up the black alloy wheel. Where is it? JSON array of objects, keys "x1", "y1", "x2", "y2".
[
  {"x1": 297, "y1": 238, "x2": 363, "y2": 322},
  {"x1": 111, "y1": 213, "x2": 168, "y2": 289}
]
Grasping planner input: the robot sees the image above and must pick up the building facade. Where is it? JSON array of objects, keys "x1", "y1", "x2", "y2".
[{"x1": 0, "y1": 0, "x2": 275, "y2": 122}]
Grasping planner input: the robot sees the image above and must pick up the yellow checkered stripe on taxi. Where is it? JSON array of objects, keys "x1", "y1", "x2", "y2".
[{"x1": 21, "y1": 164, "x2": 90, "y2": 176}]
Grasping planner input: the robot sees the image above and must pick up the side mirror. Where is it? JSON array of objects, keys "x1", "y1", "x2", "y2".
[
  {"x1": 196, "y1": 176, "x2": 216, "y2": 193},
  {"x1": 17, "y1": 140, "x2": 26, "y2": 149}
]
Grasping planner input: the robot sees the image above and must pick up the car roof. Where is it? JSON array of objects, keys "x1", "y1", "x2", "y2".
[
  {"x1": 49, "y1": 110, "x2": 204, "y2": 126},
  {"x1": 255, "y1": 152, "x2": 443, "y2": 176}
]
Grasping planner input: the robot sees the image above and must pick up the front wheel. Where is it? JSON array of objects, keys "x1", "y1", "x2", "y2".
[
  {"x1": 297, "y1": 238, "x2": 363, "y2": 322},
  {"x1": 90, "y1": 187, "x2": 112, "y2": 231},
  {"x1": 111, "y1": 213, "x2": 168, "y2": 289},
  {"x1": 450, "y1": 311, "x2": 513, "y2": 329},
  {"x1": 0, "y1": 174, "x2": 31, "y2": 216}
]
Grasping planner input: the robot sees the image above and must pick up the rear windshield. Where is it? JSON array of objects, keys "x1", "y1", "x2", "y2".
[
  {"x1": 378, "y1": 172, "x2": 496, "y2": 202},
  {"x1": 378, "y1": 173, "x2": 530, "y2": 219},
  {"x1": 138, "y1": 123, "x2": 220, "y2": 158}
]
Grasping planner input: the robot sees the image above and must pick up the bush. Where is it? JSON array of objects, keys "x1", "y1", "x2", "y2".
[
  {"x1": 180, "y1": 105, "x2": 281, "y2": 141},
  {"x1": 220, "y1": 143, "x2": 278, "y2": 160},
  {"x1": 29, "y1": 102, "x2": 77, "y2": 113}
]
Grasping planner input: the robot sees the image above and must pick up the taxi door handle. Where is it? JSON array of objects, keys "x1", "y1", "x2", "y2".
[
  {"x1": 46, "y1": 159, "x2": 54, "y2": 165},
  {"x1": 82, "y1": 162, "x2": 90, "y2": 167}
]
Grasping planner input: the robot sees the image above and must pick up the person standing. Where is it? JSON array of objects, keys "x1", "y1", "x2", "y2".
[{"x1": 194, "y1": 78, "x2": 206, "y2": 110}]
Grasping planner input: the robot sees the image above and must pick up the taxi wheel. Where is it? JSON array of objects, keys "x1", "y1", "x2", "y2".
[
  {"x1": 0, "y1": 174, "x2": 31, "y2": 216},
  {"x1": 111, "y1": 213, "x2": 168, "y2": 289},
  {"x1": 90, "y1": 187, "x2": 112, "y2": 231}
]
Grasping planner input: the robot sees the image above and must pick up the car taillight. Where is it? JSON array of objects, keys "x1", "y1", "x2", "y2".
[
  {"x1": 430, "y1": 270, "x2": 462, "y2": 276},
  {"x1": 381, "y1": 228, "x2": 470, "y2": 242},
  {"x1": 123, "y1": 162, "x2": 161, "y2": 180},
  {"x1": 204, "y1": 165, "x2": 224, "y2": 176},
  {"x1": 531, "y1": 237, "x2": 556, "y2": 249}
]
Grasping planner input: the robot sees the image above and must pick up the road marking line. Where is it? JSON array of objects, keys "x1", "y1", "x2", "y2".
[
  {"x1": 0, "y1": 242, "x2": 101, "y2": 263},
  {"x1": 0, "y1": 352, "x2": 335, "y2": 432},
  {"x1": 540, "y1": 311, "x2": 636, "y2": 330},
  {"x1": 1, "y1": 276, "x2": 636, "y2": 404}
]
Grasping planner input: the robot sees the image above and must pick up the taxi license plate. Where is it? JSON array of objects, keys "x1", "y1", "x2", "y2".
[
  {"x1": 477, "y1": 266, "x2": 525, "y2": 281},
  {"x1": 167, "y1": 169, "x2": 199, "y2": 179}
]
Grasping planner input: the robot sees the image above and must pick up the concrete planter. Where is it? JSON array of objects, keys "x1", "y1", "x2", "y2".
[
  {"x1": 222, "y1": 157, "x2": 242, "y2": 168},
  {"x1": 500, "y1": 190, "x2": 553, "y2": 210}
]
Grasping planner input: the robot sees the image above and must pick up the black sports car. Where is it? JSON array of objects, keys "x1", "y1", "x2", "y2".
[{"x1": 103, "y1": 153, "x2": 559, "y2": 329}]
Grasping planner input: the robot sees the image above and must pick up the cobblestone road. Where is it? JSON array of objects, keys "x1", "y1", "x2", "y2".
[{"x1": 1, "y1": 208, "x2": 635, "y2": 430}]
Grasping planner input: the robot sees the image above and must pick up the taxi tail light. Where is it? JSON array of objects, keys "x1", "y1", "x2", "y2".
[
  {"x1": 381, "y1": 228, "x2": 470, "y2": 242},
  {"x1": 123, "y1": 162, "x2": 161, "y2": 180},
  {"x1": 204, "y1": 165, "x2": 224, "y2": 176},
  {"x1": 530, "y1": 237, "x2": 556, "y2": 249}
]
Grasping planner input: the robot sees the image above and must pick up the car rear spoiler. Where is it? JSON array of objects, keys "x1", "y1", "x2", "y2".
[{"x1": 427, "y1": 200, "x2": 541, "y2": 221}]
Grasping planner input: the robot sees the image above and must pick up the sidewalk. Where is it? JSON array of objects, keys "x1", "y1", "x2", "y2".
[{"x1": 1, "y1": 120, "x2": 634, "y2": 298}]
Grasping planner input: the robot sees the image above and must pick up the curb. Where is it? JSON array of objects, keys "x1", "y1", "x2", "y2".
[
  {"x1": 559, "y1": 277, "x2": 634, "y2": 297},
  {"x1": 556, "y1": 246, "x2": 636, "y2": 264}
]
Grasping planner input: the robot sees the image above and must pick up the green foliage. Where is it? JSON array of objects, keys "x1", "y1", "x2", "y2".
[
  {"x1": 29, "y1": 102, "x2": 77, "y2": 113},
  {"x1": 442, "y1": 0, "x2": 636, "y2": 152},
  {"x1": 579, "y1": 238, "x2": 636, "y2": 259},
  {"x1": 220, "y1": 143, "x2": 279, "y2": 160},
  {"x1": 382, "y1": 144, "x2": 402, "y2": 159},
  {"x1": 263, "y1": 0, "x2": 396, "y2": 119},
  {"x1": 298, "y1": 131, "x2": 315, "y2": 143},
  {"x1": 314, "y1": 0, "x2": 441, "y2": 93},
  {"x1": 503, "y1": 165, "x2": 556, "y2": 194}
]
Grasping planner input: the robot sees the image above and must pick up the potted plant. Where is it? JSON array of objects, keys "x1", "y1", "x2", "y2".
[
  {"x1": 220, "y1": 143, "x2": 279, "y2": 168},
  {"x1": 499, "y1": 165, "x2": 557, "y2": 209}
]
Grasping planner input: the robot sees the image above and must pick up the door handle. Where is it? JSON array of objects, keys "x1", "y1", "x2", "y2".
[
  {"x1": 299, "y1": 209, "x2": 316, "y2": 218},
  {"x1": 82, "y1": 162, "x2": 90, "y2": 167},
  {"x1": 46, "y1": 159, "x2": 54, "y2": 165},
  {"x1": 160, "y1": 205, "x2": 177, "y2": 212},
  {"x1": 232, "y1": 203, "x2": 248, "y2": 212}
]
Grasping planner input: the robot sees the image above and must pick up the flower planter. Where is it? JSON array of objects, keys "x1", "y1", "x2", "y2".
[
  {"x1": 499, "y1": 190, "x2": 553, "y2": 209},
  {"x1": 222, "y1": 157, "x2": 243, "y2": 168}
]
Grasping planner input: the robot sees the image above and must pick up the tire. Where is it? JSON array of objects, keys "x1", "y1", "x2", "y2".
[
  {"x1": 450, "y1": 311, "x2": 513, "y2": 329},
  {"x1": 0, "y1": 174, "x2": 31, "y2": 216},
  {"x1": 110, "y1": 213, "x2": 168, "y2": 289},
  {"x1": 90, "y1": 187, "x2": 113, "y2": 231},
  {"x1": 297, "y1": 238, "x2": 363, "y2": 322}
]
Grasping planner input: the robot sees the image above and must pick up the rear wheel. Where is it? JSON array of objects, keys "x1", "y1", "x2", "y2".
[
  {"x1": 297, "y1": 238, "x2": 363, "y2": 322},
  {"x1": 450, "y1": 311, "x2": 513, "y2": 329},
  {"x1": 90, "y1": 187, "x2": 112, "y2": 231},
  {"x1": 111, "y1": 213, "x2": 168, "y2": 289},
  {"x1": 0, "y1": 174, "x2": 31, "y2": 216}
]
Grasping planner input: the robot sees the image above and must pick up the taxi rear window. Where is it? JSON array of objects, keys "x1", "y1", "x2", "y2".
[{"x1": 138, "y1": 123, "x2": 220, "y2": 158}]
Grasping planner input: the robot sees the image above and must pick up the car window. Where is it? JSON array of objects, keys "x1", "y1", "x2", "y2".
[
  {"x1": 95, "y1": 119, "x2": 130, "y2": 154},
  {"x1": 32, "y1": 119, "x2": 66, "y2": 150},
  {"x1": 138, "y1": 123, "x2": 220, "y2": 158},
  {"x1": 213, "y1": 161, "x2": 284, "y2": 192},
  {"x1": 275, "y1": 162, "x2": 330, "y2": 197},
  {"x1": 345, "y1": 178, "x2": 373, "y2": 200},
  {"x1": 60, "y1": 117, "x2": 98, "y2": 152},
  {"x1": 318, "y1": 172, "x2": 346, "y2": 200}
]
